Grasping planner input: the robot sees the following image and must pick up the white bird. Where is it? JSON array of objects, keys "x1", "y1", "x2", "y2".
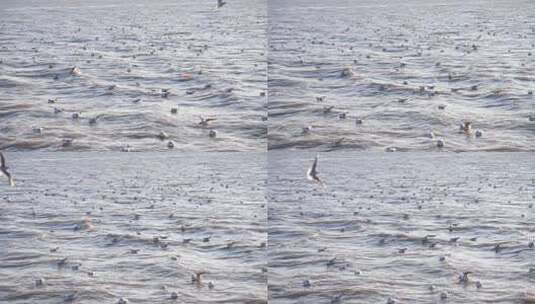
[
  {"x1": 302, "y1": 125, "x2": 313, "y2": 134},
  {"x1": 0, "y1": 152, "x2": 14, "y2": 187},
  {"x1": 70, "y1": 66, "x2": 81, "y2": 76},
  {"x1": 217, "y1": 0, "x2": 226, "y2": 8},
  {"x1": 306, "y1": 154, "x2": 324, "y2": 186}
]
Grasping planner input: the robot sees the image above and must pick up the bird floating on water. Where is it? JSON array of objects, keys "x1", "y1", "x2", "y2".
[
  {"x1": 302, "y1": 125, "x2": 313, "y2": 134},
  {"x1": 460, "y1": 121, "x2": 472, "y2": 134},
  {"x1": 199, "y1": 116, "x2": 216, "y2": 126},
  {"x1": 459, "y1": 271, "x2": 472, "y2": 283}
]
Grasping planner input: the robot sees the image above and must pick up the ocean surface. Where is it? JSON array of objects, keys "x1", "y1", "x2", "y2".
[
  {"x1": 0, "y1": 152, "x2": 267, "y2": 303},
  {"x1": 268, "y1": 152, "x2": 535, "y2": 303},
  {"x1": 0, "y1": 0, "x2": 267, "y2": 152},
  {"x1": 268, "y1": 0, "x2": 535, "y2": 151}
]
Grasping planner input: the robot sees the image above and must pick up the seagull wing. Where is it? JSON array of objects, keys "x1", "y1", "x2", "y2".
[
  {"x1": 307, "y1": 155, "x2": 318, "y2": 180},
  {"x1": 0, "y1": 152, "x2": 5, "y2": 168},
  {"x1": 310, "y1": 155, "x2": 318, "y2": 175},
  {"x1": 6, "y1": 172, "x2": 14, "y2": 187}
]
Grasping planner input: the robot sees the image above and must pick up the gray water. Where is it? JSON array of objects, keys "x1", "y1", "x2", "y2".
[
  {"x1": 0, "y1": 0, "x2": 267, "y2": 152},
  {"x1": 0, "y1": 152, "x2": 267, "y2": 304},
  {"x1": 268, "y1": 0, "x2": 535, "y2": 151},
  {"x1": 2, "y1": 1, "x2": 534, "y2": 303},
  {"x1": 268, "y1": 152, "x2": 535, "y2": 303}
]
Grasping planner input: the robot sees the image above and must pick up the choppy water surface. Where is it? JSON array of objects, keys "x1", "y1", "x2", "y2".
[
  {"x1": 0, "y1": 152, "x2": 267, "y2": 303},
  {"x1": 0, "y1": 0, "x2": 266, "y2": 151},
  {"x1": 268, "y1": 0, "x2": 535, "y2": 151},
  {"x1": 268, "y1": 152, "x2": 535, "y2": 303}
]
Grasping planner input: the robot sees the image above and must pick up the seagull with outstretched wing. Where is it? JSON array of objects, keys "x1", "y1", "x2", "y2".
[
  {"x1": 199, "y1": 116, "x2": 217, "y2": 126},
  {"x1": 217, "y1": 0, "x2": 226, "y2": 8},
  {"x1": 0, "y1": 152, "x2": 14, "y2": 187},
  {"x1": 306, "y1": 154, "x2": 324, "y2": 187}
]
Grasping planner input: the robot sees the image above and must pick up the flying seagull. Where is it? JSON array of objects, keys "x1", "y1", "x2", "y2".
[
  {"x1": 0, "y1": 152, "x2": 14, "y2": 187},
  {"x1": 217, "y1": 0, "x2": 226, "y2": 8},
  {"x1": 306, "y1": 154, "x2": 324, "y2": 186}
]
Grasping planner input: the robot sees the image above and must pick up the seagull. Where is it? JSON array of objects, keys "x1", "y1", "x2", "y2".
[
  {"x1": 70, "y1": 66, "x2": 81, "y2": 76},
  {"x1": 458, "y1": 271, "x2": 472, "y2": 283},
  {"x1": 89, "y1": 115, "x2": 103, "y2": 125},
  {"x1": 323, "y1": 105, "x2": 335, "y2": 114},
  {"x1": 460, "y1": 121, "x2": 472, "y2": 134},
  {"x1": 0, "y1": 152, "x2": 14, "y2": 187},
  {"x1": 192, "y1": 271, "x2": 206, "y2": 287},
  {"x1": 199, "y1": 116, "x2": 216, "y2": 126},
  {"x1": 217, "y1": 0, "x2": 226, "y2": 8},
  {"x1": 306, "y1": 154, "x2": 324, "y2": 186}
]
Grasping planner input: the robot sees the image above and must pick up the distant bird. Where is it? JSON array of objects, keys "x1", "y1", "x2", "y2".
[
  {"x1": 199, "y1": 116, "x2": 216, "y2": 126},
  {"x1": 70, "y1": 66, "x2": 81, "y2": 76},
  {"x1": 157, "y1": 131, "x2": 169, "y2": 140},
  {"x1": 302, "y1": 125, "x2": 313, "y2": 134},
  {"x1": 460, "y1": 122, "x2": 472, "y2": 134},
  {"x1": 0, "y1": 152, "x2": 14, "y2": 187},
  {"x1": 117, "y1": 297, "x2": 128, "y2": 304},
  {"x1": 192, "y1": 271, "x2": 206, "y2": 286},
  {"x1": 459, "y1": 271, "x2": 472, "y2": 283},
  {"x1": 64, "y1": 292, "x2": 78, "y2": 302},
  {"x1": 89, "y1": 115, "x2": 103, "y2": 125},
  {"x1": 35, "y1": 278, "x2": 45, "y2": 286},
  {"x1": 217, "y1": 0, "x2": 226, "y2": 8},
  {"x1": 323, "y1": 105, "x2": 334, "y2": 114},
  {"x1": 306, "y1": 154, "x2": 324, "y2": 186}
]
